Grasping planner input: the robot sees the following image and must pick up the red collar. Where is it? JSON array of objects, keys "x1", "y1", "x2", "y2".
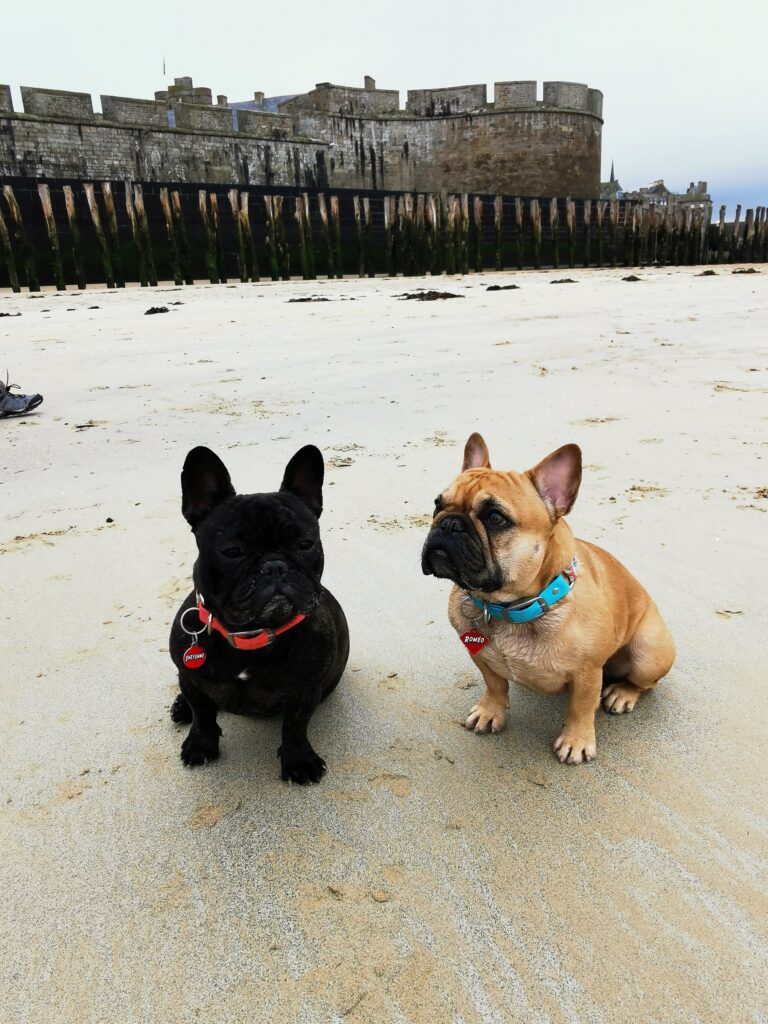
[{"x1": 196, "y1": 594, "x2": 305, "y2": 650}]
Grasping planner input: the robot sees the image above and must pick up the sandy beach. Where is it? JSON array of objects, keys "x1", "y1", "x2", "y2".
[{"x1": 2, "y1": 266, "x2": 767, "y2": 1023}]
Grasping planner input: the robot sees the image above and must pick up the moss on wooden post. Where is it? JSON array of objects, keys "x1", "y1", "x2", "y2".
[
  {"x1": 3, "y1": 185, "x2": 39, "y2": 292},
  {"x1": 550, "y1": 198, "x2": 560, "y2": 269},
  {"x1": 199, "y1": 190, "x2": 219, "y2": 284},
  {"x1": 238, "y1": 192, "x2": 258, "y2": 282},
  {"x1": 493, "y1": 196, "x2": 503, "y2": 271},
  {"x1": 263, "y1": 197, "x2": 280, "y2": 281},
  {"x1": 582, "y1": 199, "x2": 591, "y2": 268},
  {"x1": 531, "y1": 199, "x2": 541, "y2": 270},
  {"x1": 208, "y1": 193, "x2": 227, "y2": 283},
  {"x1": 84, "y1": 183, "x2": 115, "y2": 287},
  {"x1": 514, "y1": 198, "x2": 524, "y2": 270},
  {"x1": 459, "y1": 194, "x2": 469, "y2": 274},
  {"x1": 272, "y1": 195, "x2": 289, "y2": 280},
  {"x1": 101, "y1": 183, "x2": 125, "y2": 287},
  {"x1": 302, "y1": 194, "x2": 316, "y2": 279},
  {"x1": 228, "y1": 189, "x2": 248, "y2": 283},
  {"x1": 171, "y1": 191, "x2": 194, "y2": 285},
  {"x1": 329, "y1": 196, "x2": 342, "y2": 279},
  {"x1": 133, "y1": 186, "x2": 158, "y2": 286},
  {"x1": 0, "y1": 204, "x2": 20, "y2": 293},
  {"x1": 318, "y1": 194, "x2": 335, "y2": 279},
  {"x1": 353, "y1": 196, "x2": 364, "y2": 277},
  {"x1": 608, "y1": 200, "x2": 618, "y2": 268},
  {"x1": 125, "y1": 183, "x2": 147, "y2": 287},
  {"x1": 566, "y1": 197, "x2": 576, "y2": 269},
  {"x1": 161, "y1": 187, "x2": 183, "y2": 285},
  {"x1": 595, "y1": 201, "x2": 605, "y2": 267},
  {"x1": 472, "y1": 196, "x2": 483, "y2": 273},
  {"x1": 37, "y1": 184, "x2": 66, "y2": 291}
]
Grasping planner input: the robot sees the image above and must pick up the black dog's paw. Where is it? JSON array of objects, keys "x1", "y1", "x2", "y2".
[
  {"x1": 181, "y1": 731, "x2": 220, "y2": 767},
  {"x1": 170, "y1": 693, "x2": 193, "y2": 724},
  {"x1": 279, "y1": 743, "x2": 327, "y2": 784}
]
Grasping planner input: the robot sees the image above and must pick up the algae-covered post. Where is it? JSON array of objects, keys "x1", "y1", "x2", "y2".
[
  {"x1": 566, "y1": 197, "x2": 576, "y2": 269},
  {"x1": 608, "y1": 199, "x2": 618, "y2": 268},
  {"x1": 353, "y1": 196, "x2": 364, "y2": 278},
  {"x1": 208, "y1": 193, "x2": 227, "y2": 283},
  {"x1": 647, "y1": 205, "x2": 658, "y2": 266},
  {"x1": 0, "y1": 203, "x2": 20, "y2": 293},
  {"x1": 238, "y1": 192, "x2": 258, "y2": 282},
  {"x1": 228, "y1": 189, "x2": 248, "y2": 283},
  {"x1": 3, "y1": 185, "x2": 39, "y2": 292},
  {"x1": 263, "y1": 196, "x2": 280, "y2": 281},
  {"x1": 63, "y1": 186, "x2": 86, "y2": 289},
  {"x1": 459, "y1": 193, "x2": 469, "y2": 275},
  {"x1": 494, "y1": 196, "x2": 503, "y2": 271},
  {"x1": 199, "y1": 190, "x2": 219, "y2": 284},
  {"x1": 317, "y1": 194, "x2": 334, "y2": 279},
  {"x1": 514, "y1": 197, "x2": 524, "y2": 270},
  {"x1": 530, "y1": 198, "x2": 541, "y2": 270},
  {"x1": 133, "y1": 185, "x2": 158, "y2": 286},
  {"x1": 160, "y1": 188, "x2": 183, "y2": 286},
  {"x1": 415, "y1": 194, "x2": 427, "y2": 276},
  {"x1": 171, "y1": 191, "x2": 194, "y2": 285},
  {"x1": 730, "y1": 205, "x2": 741, "y2": 263},
  {"x1": 582, "y1": 199, "x2": 591, "y2": 268},
  {"x1": 84, "y1": 182, "x2": 115, "y2": 287},
  {"x1": 595, "y1": 200, "x2": 605, "y2": 267},
  {"x1": 272, "y1": 195, "x2": 289, "y2": 280},
  {"x1": 329, "y1": 196, "x2": 342, "y2": 279},
  {"x1": 37, "y1": 184, "x2": 66, "y2": 291},
  {"x1": 743, "y1": 209, "x2": 755, "y2": 264},
  {"x1": 302, "y1": 194, "x2": 316, "y2": 279},
  {"x1": 101, "y1": 183, "x2": 125, "y2": 287},
  {"x1": 472, "y1": 196, "x2": 483, "y2": 273},
  {"x1": 363, "y1": 197, "x2": 373, "y2": 277},
  {"x1": 125, "y1": 184, "x2": 147, "y2": 287},
  {"x1": 550, "y1": 197, "x2": 560, "y2": 269}
]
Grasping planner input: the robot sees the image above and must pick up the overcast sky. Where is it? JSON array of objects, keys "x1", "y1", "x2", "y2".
[{"x1": 4, "y1": 0, "x2": 766, "y2": 212}]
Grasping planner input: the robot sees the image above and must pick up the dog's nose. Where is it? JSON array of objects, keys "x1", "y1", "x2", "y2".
[
  {"x1": 438, "y1": 515, "x2": 466, "y2": 535},
  {"x1": 262, "y1": 559, "x2": 289, "y2": 578}
]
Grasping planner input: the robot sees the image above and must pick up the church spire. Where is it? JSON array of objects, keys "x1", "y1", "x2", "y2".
[{"x1": 610, "y1": 159, "x2": 615, "y2": 183}]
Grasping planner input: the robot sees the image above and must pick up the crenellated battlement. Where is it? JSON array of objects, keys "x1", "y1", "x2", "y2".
[{"x1": 0, "y1": 73, "x2": 604, "y2": 197}]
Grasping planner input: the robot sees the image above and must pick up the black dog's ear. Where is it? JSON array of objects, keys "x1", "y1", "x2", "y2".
[
  {"x1": 280, "y1": 445, "x2": 324, "y2": 518},
  {"x1": 181, "y1": 446, "x2": 236, "y2": 528}
]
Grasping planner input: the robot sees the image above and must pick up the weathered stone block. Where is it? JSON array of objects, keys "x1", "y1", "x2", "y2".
[
  {"x1": 406, "y1": 84, "x2": 487, "y2": 116},
  {"x1": 587, "y1": 88, "x2": 603, "y2": 118},
  {"x1": 236, "y1": 109, "x2": 292, "y2": 139},
  {"x1": 494, "y1": 81, "x2": 536, "y2": 108},
  {"x1": 101, "y1": 95, "x2": 169, "y2": 128},
  {"x1": 543, "y1": 81, "x2": 588, "y2": 111},
  {"x1": 21, "y1": 86, "x2": 93, "y2": 119},
  {"x1": 0, "y1": 85, "x2": 13, "y2": 113},
  {"x1": 173, "y1": 103, "x2": 233, "y2": 132}
]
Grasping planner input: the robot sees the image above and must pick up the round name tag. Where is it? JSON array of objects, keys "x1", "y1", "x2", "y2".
[{"x1": 183, "y1": 644, "x2": 207, "y2": 669}]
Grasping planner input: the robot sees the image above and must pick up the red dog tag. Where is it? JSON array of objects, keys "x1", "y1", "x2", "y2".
[
  {"x1": 460, "y1": 630, "x2": 489, "y2": 657},
  {"x1": 183, "y1": 644, "x2": 207, "y2": 669}
]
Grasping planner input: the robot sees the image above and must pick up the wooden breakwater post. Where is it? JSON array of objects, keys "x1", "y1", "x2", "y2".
[
  {"x1": 425, "y1": 194, "x2": 439, "y2": 274},
  {"x1": 514, "y1": 197, "x2": 524, "y2": 270},
  {"x1": 37, "y1": 183, "x2": 66, "y2": 291},
  {"x1": 530, "y1": 199, "x2": 541, "y2": 269},
  {"x1": 550, "y1": 198, "x2": 560, "y2": 269},
  {"x1": 263, "y1": 196, "x2": 280, "y2": 280},
  {"x1": 294, "y1": 194, "x2": 315, "y2": 281},
  {"x1": 199, "y1": 190, "x2": 220, "y2": 283},
  {"x1": 237, "y1": 191, "x2": 258, "y2": 282},
  {"x1": 582, "y1": 199, "x2": 592, "y2": 268},
  {"x1": 716, "y1": 205, "x2": 726, "y2": 264},
  {"x1": 161, "y1": 187, "x2": 184, "y2": 286},
  {"x1": 317, "y1": 194, "x2": 335, "y2": 278},
  {"x1": 383, "y1": 195, "x2": 396, "y2": 276},
  {"x1": 0, "y1": 203, "x2": 20, "y2": 293},
  {"x1": 125, "y1": 184, "x2": 147, "y2": 286},
  {"x1": 415, "y1": 194, "x2": 427, "y2": 276},
  {"x1": 363, "y1": 197, "x2": 373, "y2": 277},
  {"x1": 566, "y1": 197, "x2": 576, "y2": 268},
  {"x1": 84, "y1": 183, "x2": 115, "y2": 287},
  {"x1": 647, "y1": 206, "x2": 658, "y2": 265},
  {"x1": 608, "y1": 200, "x2": 618, "y2": 267},
  {"x1": 493, "y1": 196, "x2": 503, "y2": 271},
  {"x1": 658, "y1": 207, "x2": 670, "y2": 266},
  {"x1": 459, "y1": 194, "x2": 470, "y2": 274},
  {"x1": 302, "y1": 194, "x2": 316, "y2": 279},
  {"x1": 101, "y1": 183, "x2": 125, "y2": 287},
  {"x1": 329, "y1": 196, "x2": 343, "y2": 278},
  {"x1": 228, "y1": 189, "x2": 248, "y2": 283},
  {"x1": 133, "y1": 185, "x2": 158, "y2": 285},
  {"x1": 730, "y1": 205, "x2": 741, "y2": 263},
  {"x1": 208, "y1": 193, "x2": 228, "y2": 283},
  {"x1": 595, "y1": 201, "x2": 605, "y2": 267},
  {"x1": 2, "y1": 185, "x2": 39, "y2": 292},
  {"x1": 171, "y1": 191, "x2": 194, "y2": 285},
  {"x1": 622, "y1": 203, "x2": 633, "y2": 267},
  {"x1": 472, "y1": 196, "x2": 483, "y2": 273},
  {"x1": 444, "y1": 195, "x2": 456, "y2": 275},
  {"x1": 63, "y1": 186, "x2": 87, "y2": 289},
  {"x1": 353, "y1": 196, "x2": 365, "y2": 277},
  {"x1": 743, "y1": 209, "x2": 755, "y2": 264}
]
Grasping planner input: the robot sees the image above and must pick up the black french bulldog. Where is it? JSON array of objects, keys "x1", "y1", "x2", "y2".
[{"x1": 168, "y1": 444, "x2": 349, "y2": 784}]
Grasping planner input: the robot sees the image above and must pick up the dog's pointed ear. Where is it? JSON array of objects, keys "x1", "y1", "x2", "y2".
[
  {"x1": 527, "y1": 444, "x2": 582, "y2": 519},
  {"x1": 281, "y1": 445, "x2": 324, "y2": 518},
  {"x1": 462, "y1": 432, "x2": 491, "y2": 471},
  {"x1": 181, "y1": 447, "x2": 236, "y2": 529}
]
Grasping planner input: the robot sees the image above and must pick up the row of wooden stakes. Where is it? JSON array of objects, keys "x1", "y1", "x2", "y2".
[{"x1": 0, "y1": 182, "x2": 766, "y2": 291}]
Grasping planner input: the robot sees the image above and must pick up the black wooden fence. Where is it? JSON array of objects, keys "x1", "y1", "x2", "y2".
[{"x1": 0, "y1": 177, "x2": 765, "y2": 291}]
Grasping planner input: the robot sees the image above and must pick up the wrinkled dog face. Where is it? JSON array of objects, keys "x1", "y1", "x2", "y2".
[
  {"x1": 421, "y1": 433, "x2": 582, "y2": 600},
  {"x1": 182, "y1": 445, "x2": 325, "y2": 627}
]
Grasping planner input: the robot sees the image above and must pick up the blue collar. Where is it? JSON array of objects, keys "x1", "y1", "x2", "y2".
[{"x1": 467, "y1": 559, "x2": 578, "y2": 624}]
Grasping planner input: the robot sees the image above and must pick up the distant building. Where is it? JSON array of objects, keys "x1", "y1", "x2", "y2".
[{"x1": 601, "y1": 167, "x2": 712, "y2": 214}]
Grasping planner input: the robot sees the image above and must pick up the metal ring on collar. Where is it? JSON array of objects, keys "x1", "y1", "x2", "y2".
[{"x1": 180, "y1": 605, "x2": 205, "y2": 637}]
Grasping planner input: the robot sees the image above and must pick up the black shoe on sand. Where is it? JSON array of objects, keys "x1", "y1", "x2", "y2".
[{"x1": 0, "y1": 372, "x2": 43, "y2": 417}]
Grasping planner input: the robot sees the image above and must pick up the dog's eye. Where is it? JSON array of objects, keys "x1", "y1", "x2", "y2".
[
  {"x1": 298, "y1": 539, "x2": 314, "y2": 551},
  {"x1": 486, "y1": 511, "x2": 507, "y2": 527},
  {"x1": 221, "y1": 545, "x2": 245, "y2": 559}
]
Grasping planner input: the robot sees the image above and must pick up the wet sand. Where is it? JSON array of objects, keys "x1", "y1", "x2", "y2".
[{"x1": 1, "y1": 267, "x2": 767, "y2": 1022}]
